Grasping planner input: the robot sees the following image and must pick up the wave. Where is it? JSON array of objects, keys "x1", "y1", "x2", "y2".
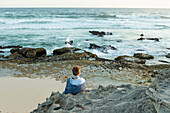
[
  {"x1": 20, "y1": 21, "x2": 54, "y2": 24},
  {"x1": 0, "y1": 37, "x2": 7, "y2": 40},
  {"x1": 160, "y1": 16, "x2": 170, "y2": 19},
  {"x1": 91, "y1": 14, "x2": 117, "y2": 19},
  {"x1": 2, "y1": 14, "x2": 37, "y2": 19},
  {"x1": 155, "y1": 25, "x2": 170, "y2": 29}
]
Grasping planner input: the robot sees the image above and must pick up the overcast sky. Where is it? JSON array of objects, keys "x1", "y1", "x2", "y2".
[{"x1": 0, "y1": 0, "x2": 170, "y2": 8}]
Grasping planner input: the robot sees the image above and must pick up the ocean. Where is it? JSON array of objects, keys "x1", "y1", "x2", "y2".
[{"x1": 0, "y1": 8, "x2": 170, "y2": 64}]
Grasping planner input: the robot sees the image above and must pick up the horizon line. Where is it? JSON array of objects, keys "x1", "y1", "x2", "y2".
[{"x1": 0, "y1": 7, "x2": 170, "y2": 9}]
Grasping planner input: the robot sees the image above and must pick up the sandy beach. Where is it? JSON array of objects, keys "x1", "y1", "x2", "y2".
[{"x1": 0, "y1": 76, "x2": 65, "y2": 113}]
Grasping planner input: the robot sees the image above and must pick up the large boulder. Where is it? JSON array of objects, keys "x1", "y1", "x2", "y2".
[
  {"x1": 5, "y1": 52, "x2": 23, "y2": 59},
  {"x1": 166, "y1": 53, "x2": 170, "y2": 58},
  {"x1": 134, "y1": 53, "x2": 154, "y2": 60},
  {"x1": 10, "y1": 48, "x2": 20, "y2": 54},
  {"x1": 0, "y1": 55, "x2": 4, "y2": 58},
  {"x1": 53, "y1": 47, "x2": 81, "y2": 55},
  {"x1": 25, "y1": 48, "x2": 47, "y2": 58},
  {"x1": 17, "y1": 48, "x2": 33, "y2": 57},
  {"x1": 115, "y1": 55, "x2": 146, "y2": 64},
  {"x1": 6, "y1": 48, "x2": 47, "y2": 59}
]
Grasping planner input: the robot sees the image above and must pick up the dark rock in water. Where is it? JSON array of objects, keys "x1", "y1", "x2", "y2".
[
  {"x1": 0, "y1": 50, "x2": 4, "y2": 53},
  {"x1": 89, "y1": 43, "x2": 101, "y2": 49},
  {"x1": 6, "y1": 52, "x2": 24, "y2": 59},
  {"x1": 134, "y1": 53, "x2": 154, "y2": 60},
  {"x1": 85, "y1": 39, "x2": 89, "y2": 41},
  {"x1": 25, "y1": 48, "x2": 47, "y2": 58},
  {"x1": 140, "y1": 34, "x2": 144, "y2": 37},
  {"x1": 116, "y1": 40, "x2": 122, "y2": 42},
  {"x1": 6, "y1": 48, "x2": 47, "y2": 59},
  {"x1": 115, "y1": 55, "x2": 146, "y2": 64},
  {"x1": 89, "y1": 31, "x2": 100, "y2": 35},
  {"x1": 159, "y1": 60, "x2": 170, "y2": 63},
  {"x1": 89, "y1": 43, "x2": 117, "y2": 53},
  {"x1": 0, "y1": 55, "x2": 4, "y2": 58},
  {"x1": 17, "y1": 48, "x2": 34, "y2": 57},
  {"x1": 137, "y1": 38, "x2": 160, "y2": 42},
  {"x1": 65, "y1": 40, "x2": 73, "y2": 45},
  {"x1": 107, "y1": 32, "x2": 113, "y2": 35},
  {"x1": 89, "y1": 31, "x2": 112, "y2": 37},
  {"x1": 53, "y1": 47, "x2": 81, "y2": 55},
  {"x1": 136, "y1": 49, "x2": 145, "y2": 51},
  {"x1": 166, "y1": 48, "x2": 170, "y2": 50},
  {"x1": 10, "y1": 48, "x2": 20, "y2": 54},
  {"x1": 0, "y1": 45, "x2": 22, "y2": 49},
  {"x1": 166, "y1": 53, "x2": 170, "y2": 58}
]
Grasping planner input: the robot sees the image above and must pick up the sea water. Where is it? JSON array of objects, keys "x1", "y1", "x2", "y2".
[{"x1": 0, "y1": 8, "x2": 170, "y2": 64}]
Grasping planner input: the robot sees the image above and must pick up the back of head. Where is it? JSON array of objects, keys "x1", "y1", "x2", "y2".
[{"x1": 72, "y1": 66, "x2": 80, "y2": 76}]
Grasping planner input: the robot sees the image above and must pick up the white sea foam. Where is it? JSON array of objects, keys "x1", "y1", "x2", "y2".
[{"x1": 0, "y1": 8, "x2": 170, "y2": 64}]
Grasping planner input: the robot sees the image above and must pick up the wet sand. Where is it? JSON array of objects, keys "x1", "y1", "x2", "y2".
[{"x1": 0, "y1": 76, "x2": 66, "y2": 113}]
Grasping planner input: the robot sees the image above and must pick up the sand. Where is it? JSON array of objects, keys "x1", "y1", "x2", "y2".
[{"x1": 0, "y1": 76, "x2": 66, "y2": 113}]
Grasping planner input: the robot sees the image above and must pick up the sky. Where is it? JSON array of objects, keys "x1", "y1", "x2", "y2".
[{"x1": 0, "y1": 0, "x2": 170, "y2": 8}]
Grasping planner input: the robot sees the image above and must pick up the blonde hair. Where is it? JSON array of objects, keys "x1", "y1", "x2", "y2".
[{"x1": 72, "y1": 66, "x2": 80, "y2": 76}]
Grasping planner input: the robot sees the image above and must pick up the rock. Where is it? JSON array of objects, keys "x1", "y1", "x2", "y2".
[
  {"x1": 10, "y1": 48, "x2": 20, "y2": 54},
  {"x1": 0, "y1": 55, "x2": 4, "y2": 58},
  {"x1": 115, "y1": 55, "x2": 146, "y2": 64},
  {"x1": 32, "y1": 68, "x2": 170, "y2": 113},
  {"x1": 53, "y1": 47, "x2": 81, "y2": 55},
  {"x1": 0, "y1": 50, "x2": 4, "y2": 53},
  {"x1": 134, "y1": 53, "x2": 154, "y2": 60},
  {"x1": 140, "y1": 34, "x2": 144, "y2": 37},
  {"x1": 65, "y1": 40, "x2": 73, "y2": 45},
  {"x1": 159, "y1": 60, "x2": 170, "y2": 63},
  {"x1": 89, "y1": 31, "x2": 112, "y2": 37},
  {"x1": 6, "y1": 48, "x2": 47, "y2": 59},
  {"x1": 166, "y1": 53, "x2": 170, "y2": 58},
  {"x1": 5, "y1": 52, "x2": 23, "y2": 59},
  {"x1": 137, "y1": 38, "x2": 160, "y2": 42},
  {"x1": 25, "y1": 48, "x2": 47, "y2": 58},
  {"x1": 116, "y1": 40, "x2": 122, "y2": 42},
  {"x1": 0, "y1": 45, "x2": 22, "y2": 49},
  {"x1": 89, "y1": 43, "x2": 117, "y2": 53},
  {"x1": 17, "y1": 48, "x2": 33, "y2": 57}
]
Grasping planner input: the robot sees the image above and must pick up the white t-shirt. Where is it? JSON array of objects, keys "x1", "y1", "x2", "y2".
[{"x1": 70, "y1": 76, "x2": 85, "y2": 85}]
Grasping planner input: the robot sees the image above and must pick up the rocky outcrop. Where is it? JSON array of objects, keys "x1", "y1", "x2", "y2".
[
  {"x1": 89, "y1": 31, "x2": 112, "y2": 37},
  {"x1": 134, "y1": 53, "x2": 154, "y2": 60},
  {"x1": 89, "y1": 43, "x2": 117, "y2": 53},
  {"x1": 25, "y1": 48, "x2": 47, "y2": 58},
  {"x1": 53, "y1": 47, "x2": 81, "y2": 55},
  {"x1": 115, "y1": 55, "x2": 146, "y2": 64},
  {"x1": 0, "y1": 50, "x2": 4, "y2": 53},
  {"x1": 0, "y1": 55, "x2": 4, "y2": 58},
  {"x1": 32, "y1": 69, "x2": 170, "y2": 113},
  {"x1": 6, "y1": 48, "x2": 46, "y2": 59},
  {"x1": 137, "y1": 38, "x2": 160, "y2": 42},
  {"x1": 65, "y1": 40, "x2": 73, "y2": 45},
  {"x1": 10, "y1": 48, "x2": 20, "y2": 54},
  {"x1": 6, "y1": 52, "x2": 24, "y2": 59},
  {"x1": 166, "y1": 53, "x2": 170, "y2": 58}
]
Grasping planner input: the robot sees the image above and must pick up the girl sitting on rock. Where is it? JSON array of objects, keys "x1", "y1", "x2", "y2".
[{"x1": 62, "y1": 66, "x2": 86, "y2": 95}]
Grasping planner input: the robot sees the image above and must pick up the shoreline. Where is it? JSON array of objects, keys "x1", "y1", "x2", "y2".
[{"x1": 0, "y1": 56, "x2": 169, "y2": 112}]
